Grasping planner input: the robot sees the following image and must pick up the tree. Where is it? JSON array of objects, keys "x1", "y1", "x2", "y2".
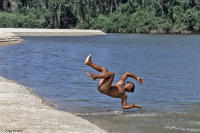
[
  {"x1": 182, "y1": 8, "x2": 199, "y2": 31},
  {"x1": 0, "y1": 0, "x2": 199, "y2": 33}
]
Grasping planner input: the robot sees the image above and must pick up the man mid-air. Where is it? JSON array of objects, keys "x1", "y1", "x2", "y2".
[{"x1": 85, "y1": 54, "x2": 144, "y2": 109}]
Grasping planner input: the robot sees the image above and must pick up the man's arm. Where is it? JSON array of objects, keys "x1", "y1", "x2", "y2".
[
  {"x1": 121, "y1": 93, "x2": 142, "y2": 109},
  {"x1": 117, "y1": 72, "x2": 144, "y2": 84}
]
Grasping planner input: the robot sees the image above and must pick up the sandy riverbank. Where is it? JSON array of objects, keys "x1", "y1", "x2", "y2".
[
  {"x1": 0, "y1": 28, "x2": 106, "y2": 36},
  {"x1": 0, "y1": 31, "x2": 23, "y2": 45},
  {"x1": 0, "y1": 76, "x2": 107, "y2": 133}
]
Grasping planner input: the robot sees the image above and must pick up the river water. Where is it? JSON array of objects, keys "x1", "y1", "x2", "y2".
[{"x1": 0, "y1": 34, "x2": 199, "y2": 133}]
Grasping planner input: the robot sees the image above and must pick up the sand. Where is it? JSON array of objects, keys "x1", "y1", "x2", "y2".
[
  {"x1": 0, "y1": 28, "x2": 105, "y2": 45},
  {"x1": 0, "y1": 76, "x2": 107, "y2": 133},
  {"x1": 0, "y1": 31, "x2": 23, "y2": 45},
  {"x1": 0, "y1": 28, "x2": 106, "y2": 36}
]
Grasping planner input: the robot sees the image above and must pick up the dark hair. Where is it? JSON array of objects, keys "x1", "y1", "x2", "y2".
[{"x1": 125, "y1": 81, "x2": 135, "y2": 93}]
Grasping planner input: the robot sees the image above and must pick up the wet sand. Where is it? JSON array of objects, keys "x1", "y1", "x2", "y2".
[{"x1": 0, "y1": 76, "x2": 107, "y2": 133}]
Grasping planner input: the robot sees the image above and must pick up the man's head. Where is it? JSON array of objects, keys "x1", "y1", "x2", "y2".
[{"x1": 124, "y1": 81, "x2": 135, "y2": 93}]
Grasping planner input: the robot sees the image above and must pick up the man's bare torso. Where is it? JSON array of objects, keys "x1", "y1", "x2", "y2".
[{"x1": 98, "y1": 78, "x2": 125, "y2": 98}]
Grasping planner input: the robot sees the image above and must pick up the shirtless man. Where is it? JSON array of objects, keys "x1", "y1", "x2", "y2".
[{"x1": 85, "y1": 54, "x2": 144, "y2": 109}]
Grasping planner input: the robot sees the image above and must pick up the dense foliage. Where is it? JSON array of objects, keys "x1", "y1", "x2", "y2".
[{"x1": 0, "y1": 0, "x2": 200, "y2": 33}]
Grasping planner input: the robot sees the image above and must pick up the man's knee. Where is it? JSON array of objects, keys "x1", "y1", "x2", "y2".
[
  {"x1": 102, "y1": 67, "x2": 108, "y2": 73},
  {"x1": 109, "y1": 72, "x2": 115, "y2": 77}
]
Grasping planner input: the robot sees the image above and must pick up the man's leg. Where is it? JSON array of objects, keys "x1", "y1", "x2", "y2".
[
  {"x1": 85, "y1": 54, "x2": 108, "y2": 73},
  {"x1": 86, "y1": 71, "x2": 114, "y2": 81},
  {"x1": 86, "y1": 71, "x2": 115, "y2": 93},
  {"x1": 85, "y1": 54, "x2": 114, "y2": 93}
]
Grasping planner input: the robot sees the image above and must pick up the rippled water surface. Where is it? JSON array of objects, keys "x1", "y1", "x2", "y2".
[{"x1": 0, "y1": 34, "x2": 199, "y2": 133}]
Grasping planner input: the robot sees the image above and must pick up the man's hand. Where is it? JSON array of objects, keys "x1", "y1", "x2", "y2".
[
  {"x1": 137, "y1": 77, "x2": 144, "y2": 84},
  {"x1": 86, "y1": 72, "x2": 96, "y2": 80}
]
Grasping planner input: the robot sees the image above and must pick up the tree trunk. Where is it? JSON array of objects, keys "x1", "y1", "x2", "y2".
[
  {"x1": 114, "y1": 0, "x2": 118, "y2": 8},
  {"x1": 44, "y1": 0, "x2": 48, "y2": 8},
  {"x1": 57, "y1": 4, "x2": 61, "y2": 28},
  {"x1": 21, "y1": 0, "x2": 29, "y2": 9},
  {"x1": 0, "y1": 0, "x2": 4, "y2": 10},
  {"x1": 110, "y1": 2, "x2": 113, "y2": 14}
]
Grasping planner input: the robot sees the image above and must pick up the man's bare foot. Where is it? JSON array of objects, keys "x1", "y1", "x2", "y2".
[
  {"x1": 85, "y1": 54, "x2": 92, "y2": 65},
  {"x1": 86, "y1": 72, "x2": 96, "y2": 80}
]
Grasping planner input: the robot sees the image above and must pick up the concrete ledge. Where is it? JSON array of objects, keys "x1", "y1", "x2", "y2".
[
  {"x1": 0, "y1": 76, "x2": 107, "y2": 133},
  {"x1": 0, "y1": 28, "x2": 106, "y2": 36}
]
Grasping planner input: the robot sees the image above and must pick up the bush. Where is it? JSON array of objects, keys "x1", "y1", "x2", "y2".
[
  {"x1": 87, "y1": 15, "x2": 111, "y2": 32},
  {"x1": 0, "y1": 12, "x2": 22, "y2": 27},
  {"x1": 0, "y1": 12, "x2": 41, "y2": 28}
]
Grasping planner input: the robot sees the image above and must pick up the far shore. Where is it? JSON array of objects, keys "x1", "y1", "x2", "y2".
[
  {"x1": 0, "y1": 28, "x2": 106, "y2": 36},
  {"x1": 0, "y1": 28, "x2": 106, "y2": 45}
]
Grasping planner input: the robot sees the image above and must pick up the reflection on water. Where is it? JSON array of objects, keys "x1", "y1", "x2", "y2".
[{"x1": 0, "y1": 34, "x2": 199, "y2": 133}]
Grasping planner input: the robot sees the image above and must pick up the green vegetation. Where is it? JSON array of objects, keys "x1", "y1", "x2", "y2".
[{"x1": 0, "y1": 0, "x2": 200, "y2": 33}]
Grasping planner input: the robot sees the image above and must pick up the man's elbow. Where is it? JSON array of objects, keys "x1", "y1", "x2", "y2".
[
  {"x1": 122, "y1": 107, "x2": 128, "y2": 109},
  {"x1": 122, "y1": 105, "x2": 129, "y2": 109},
  {"x1": 125, "y1": 72, "x2": 130, "y2": 76}
]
